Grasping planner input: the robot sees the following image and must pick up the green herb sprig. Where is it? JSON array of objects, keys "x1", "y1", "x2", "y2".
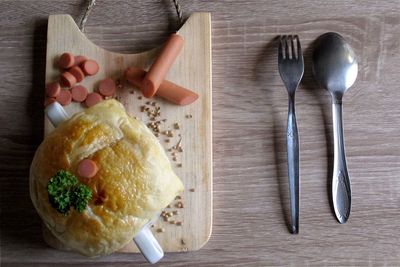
[{"x1": 47, "y1": 170, "x2": 92, "y2": 215}]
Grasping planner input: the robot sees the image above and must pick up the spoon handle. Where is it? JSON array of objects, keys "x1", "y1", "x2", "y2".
[
  {"x1": 332, "y1": 101, "x2": 352, "y2": 223},
  {"x1": 287, "y1": 96, "x2": 299, "y2": 234}
]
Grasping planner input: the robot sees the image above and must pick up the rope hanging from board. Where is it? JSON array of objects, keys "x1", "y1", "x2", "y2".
[
  {"x1": 79, "y1": 0, "x2": 96, "y2": 32},
  {"x1": 78, "y1": 0, "x2": 185, "y2": 32},
  {"x1": 172, "y1": 0, "x2": 184, "y2": 25}
]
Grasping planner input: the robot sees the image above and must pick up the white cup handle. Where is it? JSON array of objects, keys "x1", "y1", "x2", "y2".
[
  {"x1": 45, "y1": 102, "x2": 69, "y2": 127},
  {"x1": 45, "y1": 103, "x2": 164, "y2": 264},
  {"x1": 134, "y1": 226, "x2": 164, "y2": 264}
]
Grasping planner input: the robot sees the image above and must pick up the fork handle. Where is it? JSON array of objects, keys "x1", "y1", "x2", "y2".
[{"x1": 287, "y1": 96, "x2": 299, "y2": 234}]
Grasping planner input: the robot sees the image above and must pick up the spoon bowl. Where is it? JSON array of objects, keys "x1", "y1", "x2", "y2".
[
  {"x1": 312, "y1": 32, "x2": 358, "y2": 223},
  {"x1": 313, "y1": 32, "x2": 358, "y2": 100}
]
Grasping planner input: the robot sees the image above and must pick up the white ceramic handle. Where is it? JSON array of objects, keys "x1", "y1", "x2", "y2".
[
  {"x1": 134, "y1": 226, "x2": 164, "y2": 264},
  {"x1": 45, "y1": 102, "x2": 69, "y2": 127}
]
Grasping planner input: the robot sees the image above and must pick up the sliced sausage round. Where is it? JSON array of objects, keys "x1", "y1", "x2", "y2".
[
  {"x1": 81, "y1": 60, "x2": 99, "y2": 76},
  {"x1": 98, "y1": 78, "x2": 116, "y2": 96},
  {"x1": 46, "y1": 82, "x2": 61, "y2": 98},
  {"x1": 85, "y1": 92, "x2": 103, "y2": 107},
  {"x1": 74, "y1": 55, "x2": 88, "y2": 66},
  {"x1": 78, "y1": 159, "x2": 99, "y2": 178},
  {"x1": 69, "y1": 66, "x2": 85, "y2": 82},
  {"x1": 59, "y1": 52, "x2": 75, "y2": 69},
  {"x1": 56, "y1": 89, "x2": 72, "y2": 106},
  {"x1": 60, "y1": 71, "x2": 77, "y2": 88},
  {"x1": 71, "y1": 85, "x2": 88, "y2": 102}
]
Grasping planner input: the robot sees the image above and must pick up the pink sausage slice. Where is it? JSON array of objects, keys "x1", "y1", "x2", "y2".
[
  {"x1": 71, "y1": 85, "x2": 88, "y2": 102},
  {"x1": 46, "y1": 82, "x2": 61, "y2": 98},
  {"x1": 81, "y1": 60, "x2": 99, "y2": 76},
  {"x1": 98, "y1": 78, "x2": 116, "y2": 97},
  {"x1": 59, "y1": 52, "x2": 75, "y2": 69},
  {"x1": 74, "y1": 55, "x2": 88, "y2": 66},
  {"x1": 60, "y1": 71, "x2": 77, "y2": 88},
  {"x1": 69, "y1": 66, "x2": 85, "y2": 82},
  {"x1": 56, "y1": 89, "x2": 72, "y2": 106},
  {"x1": 85, "y1": 92, "x2": 103, "y2": 107},
  {"x1": 78, "y1": 159, "x2": 98, "y2": 178}
]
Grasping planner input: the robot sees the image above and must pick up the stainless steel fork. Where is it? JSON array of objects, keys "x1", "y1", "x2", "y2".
[{"x1": 278, "y1": 35, "x2": 304, "y2": 234}]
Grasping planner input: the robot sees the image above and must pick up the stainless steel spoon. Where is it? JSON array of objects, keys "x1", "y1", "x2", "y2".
[{"x1": 312, "y1": 32, "x2": 358, "y2": 223}]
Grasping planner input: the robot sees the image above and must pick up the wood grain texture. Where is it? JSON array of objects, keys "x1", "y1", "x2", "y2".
[
  {"x1": 43, "y1": 12, "x2": 212, "y2": 253},
  {"x1": 1, "y1": 0, "x2": 400, "y2": 266}
]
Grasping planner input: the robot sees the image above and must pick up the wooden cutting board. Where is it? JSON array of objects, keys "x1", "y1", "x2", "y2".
[{"x1": 43, "y1": 12, "x2": 212, "y2": 253}]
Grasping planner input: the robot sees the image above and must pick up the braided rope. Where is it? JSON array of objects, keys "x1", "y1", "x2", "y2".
[
  {"x1": 172, "y1": 0, "x2": 184, "y2": 25},
  {"x1": 79, "y1": 0, "x2": 184, "y2": 32},
  {"x1": 79, "y1": 0, "x2": 96, "y2": 32}
]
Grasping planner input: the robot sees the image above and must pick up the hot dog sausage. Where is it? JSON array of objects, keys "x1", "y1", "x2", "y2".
[
  {"x1": 141, "y1": 34, "x2": 184, "y2": 98},
  {"x1": 125, "y1": 67, "x2": 198, "y2": 106}
]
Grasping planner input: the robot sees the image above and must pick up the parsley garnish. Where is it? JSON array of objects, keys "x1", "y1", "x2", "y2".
[{"x1": 47, "y1": 170, "x2": 92, "y2": 215}]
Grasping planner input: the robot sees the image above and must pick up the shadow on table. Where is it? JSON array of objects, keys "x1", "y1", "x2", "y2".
[
  {"x1": 0, "y1": 19, "x2": 49, "y2": 253},
  {"x1": 302, "y1": 41, "x2": 335, "y2": 218},
  {"x1": 254, "y1": 36, "x2": 292, "y2": 232}
]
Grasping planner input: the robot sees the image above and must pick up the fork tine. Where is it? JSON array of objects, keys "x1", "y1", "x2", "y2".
[
  {"x1": 278, "y1": 36, "x2": 284, "y2": 60},
  {"x1": 284, "y1": 35, "x2": 290, "y2": 59},
  {"x1": 291, "y1": 35, "x2": 296, "y2": 59},
  {"x1": 295, "y1": 35, "x2": 302, "y2": 60}
]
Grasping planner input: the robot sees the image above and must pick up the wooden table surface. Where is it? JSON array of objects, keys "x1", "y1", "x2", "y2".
[{"x1": 1, "y1": 1, "x2": 399, "y2": 266}]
